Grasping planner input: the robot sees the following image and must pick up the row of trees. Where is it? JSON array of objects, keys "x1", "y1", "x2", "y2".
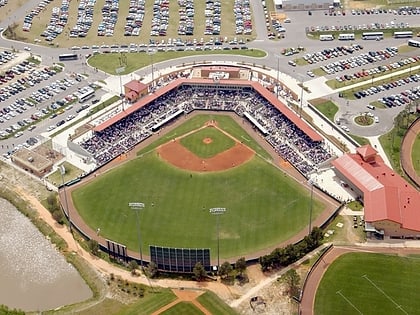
[{"x1": 259, "y1": 227, "x2": 323, "y2": 271}]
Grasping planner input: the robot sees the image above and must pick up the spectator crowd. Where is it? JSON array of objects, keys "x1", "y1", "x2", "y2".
[{"x1": 80, "y1": 83, "x2": 332, "y2": 176}]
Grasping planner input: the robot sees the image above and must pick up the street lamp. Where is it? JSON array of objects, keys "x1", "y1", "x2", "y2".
[
  {"x1": 59, "y1": 165, "x2": 71, "y2": 233},
  {"x1": 308, "y1": 179, "x2": 314, "y2": 235},
  {"x1": 116, "y1": 64, "x2": 126, "y2": 111},
  {"x1": 209, "y1": 207, "x2": 226, "y2": 271},
  {"x1": 147, "y1": 49, "x2": 157, "y2": 92},
  {"x1": 129, "y1": 202, "x2": 145, "y2": 271}
]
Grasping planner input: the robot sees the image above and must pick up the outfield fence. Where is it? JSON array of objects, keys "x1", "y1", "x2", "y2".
[{"x1": 400, "y1": 117, "x2": 420, "y2": 189}]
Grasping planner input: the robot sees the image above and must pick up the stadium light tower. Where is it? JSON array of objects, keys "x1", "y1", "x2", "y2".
[
  {"x1": 147, "y1": 49, "x2": 157, "y2": 92},
  {"x1": 59, "y1": 165, "x2": 71, "y2": 233},
  {"x1": 308, "y1": 179, "x2": 314, "y2": 235},
  {"x1": 129, "y1": 202, "x2": 145, "y2": 271},
  {"x1": 209, "y1": 207, "x2": 226, "y2": 271}
]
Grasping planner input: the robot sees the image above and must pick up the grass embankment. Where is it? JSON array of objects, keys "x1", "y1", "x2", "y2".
[{"x1": 88, "y1": 50, "x2": 266, "y2": 75}]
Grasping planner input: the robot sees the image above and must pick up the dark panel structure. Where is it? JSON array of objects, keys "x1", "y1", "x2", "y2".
[{"x1": 150, "y1": 245, "x2": 211, "y2": 273}]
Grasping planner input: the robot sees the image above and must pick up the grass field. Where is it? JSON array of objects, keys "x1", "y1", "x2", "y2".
[
  {"x1": 160, "y1": 302, "x2": 204, "y2": 315},
  {"x1": 138, "y1": 115, "x2": 272, "y2": 161},
  {"x1": 180, "y1": 127, "x2": 236, "y2": 158},
  {"x1": 309, "y1": 99, "x2": 338, "y2": 122},
  {"x1": 196, "y1": 291, "x2": 238, "y2": 315},
  {"x1": 87, "y1": 49, "x2": 267, "y2": 75},
  {"x1": 72, "y1": 115, "x2": 324, "y2": 260},
  {"x1": 315, "y1": 252, "x2": 420, "y2": 315},
  {"x1": 412, "y1": 132, "x2": 420, "y2": 175}
]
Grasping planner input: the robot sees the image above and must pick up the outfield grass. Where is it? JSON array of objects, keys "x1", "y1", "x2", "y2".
[
  {"x1": 138, "y1": 115, "x2": 272, "y2": 161},
  {"x1": 72, "y1": 117, "x2": 324, "y2": 259},
  {"x1": 412, "y1": 133, "x2": 420, "y2": 175},
  {"x1": 119, "y1": 289, "x2": 177, "y2": 315},
  {"x1": 87, "y1": 49, "x2": 266, "y2": 75},
  {"x1": 196, "y1": 291, "x2": 238, "y2": 315},
  {"x1": 315, "y1": 252, "x2": 420, "y2": 315},
  {"x1": 180, "y1": 127, "x2": 236, "y2": 158},
  {"x1": 160, "y1": 302, "x2": 204, "y2": 315}
]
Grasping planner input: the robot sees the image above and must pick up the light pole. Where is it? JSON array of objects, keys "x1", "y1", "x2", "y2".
[
  {"x1": 59, "y1": 165, "x2": 71, "y2": 233},
  {"x1": 116, "y1": 64, "x2": 126, "y2": 110},
  {"x1": 308, "y1": 179, "x2": 314, "y2": 235},
  {"x1": 147, "y1": 49, "x2": 156, "y2": 92},
  {"x1": 209, "y1": 207, "x2": 226, "y2": 271},
  {"x1": 129, "y1": 202, "x2": 145, "y2": 271}
]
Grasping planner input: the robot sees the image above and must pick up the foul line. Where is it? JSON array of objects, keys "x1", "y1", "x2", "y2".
[
  {"x1": 362, "y1": 275, "x2": 408, "y2": 315},
  {"x1": 336, "y1": 290, "x2": 363, "y2": 314}
]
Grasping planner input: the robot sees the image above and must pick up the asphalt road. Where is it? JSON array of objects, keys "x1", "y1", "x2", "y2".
[{"x1": 0, "y1": 3, "x2": 419, "y2": 154}]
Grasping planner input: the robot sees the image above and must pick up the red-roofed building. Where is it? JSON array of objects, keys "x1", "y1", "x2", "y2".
[
  {"x1": 332, "y1": 144, "x2": 420, "y2": 238},
  {"x1": 124, "y1": 80, "x2": 148, "y2": 102}
]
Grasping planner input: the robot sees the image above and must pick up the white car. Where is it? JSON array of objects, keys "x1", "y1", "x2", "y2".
[
  {"x1": 374, "y1": 116, "x2": 379, "y2": 123},
  {"x1": 23, "y1": 46, "x2": 31, "y2": 51}
]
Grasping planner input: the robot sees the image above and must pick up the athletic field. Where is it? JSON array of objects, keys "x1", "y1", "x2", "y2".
[
  {"x1": 72, "y1": 115, "x2": 324, "y2": 260},
  {"x1": 315, "y1": 252, "x2": 420, "y2": 314}
]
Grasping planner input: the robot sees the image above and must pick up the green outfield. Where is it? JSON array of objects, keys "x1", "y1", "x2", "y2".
[
  {"x1": 315, "y1": 252, "x2": 420, "y2": 315},
  {"x1": 72, "y1": 115, "x2": 324, "y2": 260}
]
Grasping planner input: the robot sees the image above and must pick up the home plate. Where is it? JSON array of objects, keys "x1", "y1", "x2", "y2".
[{"x1": 336, "y1": 222, "x2": 344, "y2": 228}]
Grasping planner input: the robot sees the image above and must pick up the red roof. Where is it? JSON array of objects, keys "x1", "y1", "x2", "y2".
[
  {"x1": 124, "y1": 80, "x2": 148, "y2": 93},
  {"x1": 356, "y1": 144, "x2": 377, "y2": 160},
  {"x1": 94, "y1": 78, "x2": 322, "y2": 141},
  {"x1": 332, "y1": 146, "x2": 420, "y2": 232},
  {"x1": 125, "y1": 90, "x2": 138, "y2": 100}
]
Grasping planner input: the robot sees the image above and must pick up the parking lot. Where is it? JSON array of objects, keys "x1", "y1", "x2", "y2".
[{"x1": 0, "y1": 48, "x2": 107, "y2": 156}]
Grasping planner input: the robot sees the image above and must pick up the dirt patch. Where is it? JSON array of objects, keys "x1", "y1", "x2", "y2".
[
  {"x1": 151, "y1": 289, "x2": 210, "y2": 315},
  {"x1": 157, "y1": 124, "x2": 255, "y2": 172},
  {"x1": 203, "y1": 137, "x2": 213, "y2": 144}
]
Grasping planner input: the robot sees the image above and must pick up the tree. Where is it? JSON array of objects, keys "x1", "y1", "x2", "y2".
[
  {"x1": 88, "y1": 239, "x2": 99, "y2": 256},
  {"x1": 218, "y1": 261, "x2": 233, "y2": 279},
  {"x1": 193, "y1": 262, "x2": 207, "y2": 281},
  {"x1": 52, "y1": 210, "x2": 64, "y2": 224},
  {"x1": 235, "y1": 257, "x2": 247, "y2": 276},
  {"x1": 46, "y1": 193, "x2": 60, "y2": 213},
  {"x1": 283, "y1": 269, "x2": 301, "y2": 299},
  {"x1": 147, "y1": 261, "x2": 159, "y2": 278},
  {"x1": 128, "y1": 260, "x2": 138, "y2": 275}
]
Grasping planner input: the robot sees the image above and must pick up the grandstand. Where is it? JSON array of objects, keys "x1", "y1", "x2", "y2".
[{"x1": 71, "y1": 73, "x2": 332, "y2": 177}]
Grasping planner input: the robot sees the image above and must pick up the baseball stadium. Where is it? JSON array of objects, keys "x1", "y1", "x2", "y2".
[{"x1": 61, "y1": 64, "x2": 340, "y2": 269}]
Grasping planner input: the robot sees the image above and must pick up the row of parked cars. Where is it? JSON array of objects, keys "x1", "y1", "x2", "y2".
[
  {"x1": 336, "y1": 55, "x2": 420, "y2": 82},
  {"x1": 303, "y1": 44, "x2": 363, "y2": 64},
  {"x1": 233, "y1": 0, "x2": 252, "y2": 35},
  {"x1": 70, "y1": 0, "x2": 96, "y2": 37},
  {"x1": 308, "y1": 22, "x2": 409, "y2": 33},
  {"x1": 351, "y1": 7, "x2": 420, "y2": 15},
  {"x1": 97, "y1": 0, "x2": 119, "y2": 37},
  {"x1": 378, "y1": 84, "x2": 420, "y2": 108},
  {"x1": 124, "y1": 0, "x2": 145, "y2": 36},
  {"x1": 204, "y1": 0, "x2": 221, "y2": 35},
  {"x1": 353, "y1": 74, "x2": 420, "y2": 100},
  {"x1": 40, "y1": 0, "x2": 69, "y2": 42},
  {"x1": 178, "y1": 0, "x2": 194, "y2": 36},
  {"x1": 0, "y1": 63, "x2": 58, "y2": 102},
  {"x1": 0, "y1": 50, "x2": 16, "y2": 66},
  {"x1": 150, "y1": 0, "x2": 169, "y2": 36},
  {"x1": 22, "y1": 0, "x2": 53, "y2": 32},
  {"x1": 320, "y1": 47, "x2": 399, "y2": 75}
]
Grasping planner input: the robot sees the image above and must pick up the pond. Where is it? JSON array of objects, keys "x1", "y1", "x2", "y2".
[{"x1": 0, "y1": 199, "x2": 92, "y2": 311}]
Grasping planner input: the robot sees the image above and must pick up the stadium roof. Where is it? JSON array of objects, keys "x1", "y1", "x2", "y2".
[
  {"x1": 93, "y1": 78, "x2": 322, "y2": 141},
  {"x1": 332, "y1": 145, "x2": 420, "y2": 232}
]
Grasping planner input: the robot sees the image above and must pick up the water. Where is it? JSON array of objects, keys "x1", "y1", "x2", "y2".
[{"x1": 0, "y1": 198, "x2": 92, "y2": 311}]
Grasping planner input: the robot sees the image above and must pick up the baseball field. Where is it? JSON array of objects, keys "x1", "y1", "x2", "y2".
[
  {"x1": 71, "y1": 114, "x2": 325, "y2": 260},
  {"x1": 314, "y1": 252, "x2": 420, "y2": 314}
]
